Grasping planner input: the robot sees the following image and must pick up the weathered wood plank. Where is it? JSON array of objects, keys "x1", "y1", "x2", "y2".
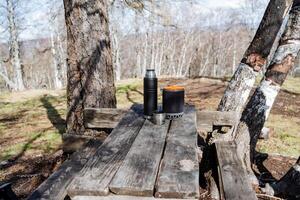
[
  {"x1": 72, "y1": 195, "x2": 187, "y2": 200},
  {"x1": 67, "y1": 109, "x2": 145, "y2": 197},
  {"x1": 84, "y1": 108, "x2": 127, "y2": 129},
  {"x1": 196, "y1": 111, "x2": 239, "y2": 132},
  {"x1": 27, "y1": 140, "x2": 101, "y2": 200},
  {"x1": 109, "y1": 120, "x2": 170, "y2": 196},
  {"x1": 215, "y1": 141, "x2": 257, "y2": 200},
  {"x1": 155, "y1": 106, "x2": 199, "y2": 199}
]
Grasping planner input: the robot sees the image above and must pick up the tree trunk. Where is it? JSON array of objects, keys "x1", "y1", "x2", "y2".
[
  {"x1": 218, "y1": 0, "x2": 293, "y2": 113},
  {"x1": 234, "y1": 2, "x2": 300, "y2": 184},
  {"x1": 112, "y1": 31, "x2": 121, "y2": 81},
  {"x1": 0, "y1": 60, "x2": 15, "y2": 89},
  {"x1": 64, "y1": 0, "x2": 117, "y2": 136},
  {"x1": 6, "y1": 0, "x2": 25, "y2": 91},
  {"x1": 50, "y1": 30, "x2": 63, "y2": 89}
]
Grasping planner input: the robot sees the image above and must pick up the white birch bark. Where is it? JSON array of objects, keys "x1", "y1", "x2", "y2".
[
  {"x1": 218, "y1": 0, "x2": 293, "y2": 113},
  {"x1": 6, "y1": 0, "x2": 25, "y2": 91},
  {"x1": 112, "y1": 32, "x2": 121, "y2": 81},
  {"x1": 50, "y1": 30, "x2": 63, "y2": 89},
  {"x1": 234, "y1": 4, "x2": 300, "y2": 185},
  {"x1": 142, "y1": 33, "x2": 149, "y2": 74},
  {"x1": 0, "y1": 60, "x2": 16, "y2": 89}
]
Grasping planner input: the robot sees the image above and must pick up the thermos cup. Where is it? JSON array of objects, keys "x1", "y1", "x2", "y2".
[{"x1": 144, "y1": 69, "x2": 158, "y2": 119}]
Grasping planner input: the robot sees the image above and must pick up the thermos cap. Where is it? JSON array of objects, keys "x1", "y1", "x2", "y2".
[{"x1": 145, "y1": 69, "x2": 156, "y2": 78}]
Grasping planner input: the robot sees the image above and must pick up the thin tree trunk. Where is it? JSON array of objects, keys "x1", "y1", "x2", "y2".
[
  {"x1": 6, "y1": 0, "x2": 25, "y2": 91},
  {"x1": 50, "y1": 30, "x2": 63, "y2": 89},
  {"x1": 64, "y1": 0, "x2": 117, "y2": 136},
  {"x1": 234, "y1": 2, "x2": 300, "y2": 184},
  {"x1": 112, "y1": 32, "x2": 121, "y2": 81},
  {"x1": 56, "y1": 33, "x2": 67, "y2": 85},
  {"x1": 0, "y1": 60, "x2": 15, "y2": 89},
  {"x1": 218, "y1": 0, "x2": 293, "y2": 113},
  {"x1": 143, "y1": 32, "x2": 149, "y2": 74}
]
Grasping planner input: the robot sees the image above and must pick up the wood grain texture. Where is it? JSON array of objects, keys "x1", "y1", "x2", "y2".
[
  {"x1": 72, "y1": 195, "x2": 187, "y2": 200},
  {"x1": 27, "y1": 140, "x2": 101, "y2": 200},
  {"x1": 67, "y1": 109, "x2": 145, "y2": 197},
  {"x1": 215, "y1": 141, "x2": 257, "y2": 200},
  {"x1": 155, "y1": 106, "x2": 199, "y2": 199},
  {"x1": 196, "y1": 111, "x2": 239, "y2": 132},
  {"x1": 84, "y1": 108, "x2": 126, "y2": 129},
  {"x1": 109, "y1": 120, "x2": 170, "y2": 196}
]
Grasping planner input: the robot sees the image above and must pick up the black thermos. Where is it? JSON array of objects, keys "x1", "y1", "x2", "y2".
[{"x1": 144, "y1": 69, "x2": 157, "y2": 119}]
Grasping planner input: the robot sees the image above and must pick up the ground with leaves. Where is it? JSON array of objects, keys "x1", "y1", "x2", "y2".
[{"x1": 0, "y1": 77, "x2": 299, "y2": 199}]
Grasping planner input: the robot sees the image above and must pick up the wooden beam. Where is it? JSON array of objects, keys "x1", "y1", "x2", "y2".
[
  {"x1": 109, "y1": 120, "x2": 170, "y2": 196},
  {"x1": 27, "y1": 140, "x2": 101, "y2": 200},
  {"x1": 196, "y1": 111, "x2": 239, "y2": 132},
  {"x1": 84, "y1": 108, "x2": 127, "y2": 129},
  {"x1": 215, "y1": 141, "x2": 257, "y2": 200},
  {"x1": 67, "y1": 109, "x2": 145, "y2": 197},
  {"x1": 155, "y1": 106, "x2": 199, "y2": 199}
]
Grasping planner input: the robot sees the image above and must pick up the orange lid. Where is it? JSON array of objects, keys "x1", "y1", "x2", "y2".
[{"x1": 164, "y1": 85, "x2": 184, "y2": 91}]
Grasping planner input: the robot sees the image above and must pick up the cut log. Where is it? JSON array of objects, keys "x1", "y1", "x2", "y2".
[
  {"x1": 27, "y1": 140, "x2": 101, "y2": 200},
  {"x1": 84, "y1": 108, "x2": 126, "y2": 129},
  {"x1": 155, "y1": 106, "x2": 199, "y2": 199},
  {"x1": 215, "y1": 141, "x2": 257, "y2": 200},
  {"x1": 109, "y1": 120, "x2": 170, "y2": 196},
  {"x1": 218, "y1": 0, "x2": 293, "y2": 113},
  {"x1": 67, "y1": 109, "x2": 145, "y2": 197}
]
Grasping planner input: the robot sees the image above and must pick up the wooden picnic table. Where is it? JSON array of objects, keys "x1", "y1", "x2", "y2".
[
  {"x1": 28, "y1": 105, "x2": 257, "y2": 200},
  {"x1": 67, "y1": 105, "x2": 199, "y2": 199}
]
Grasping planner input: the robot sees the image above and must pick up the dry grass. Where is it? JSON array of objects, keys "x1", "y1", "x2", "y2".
[{"x1": 0, "y1": 77, "x2": 299, "y2": 164}]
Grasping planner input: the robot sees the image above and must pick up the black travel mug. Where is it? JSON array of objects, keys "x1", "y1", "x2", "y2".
[
  {"x1": 144, "y1": 69, "x2": 157, "y2": 119},
  {"x1": 163, "y1": 86, "x2": 185, "y2": 119}
]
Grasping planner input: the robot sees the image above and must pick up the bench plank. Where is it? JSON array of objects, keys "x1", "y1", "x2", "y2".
[
  {"x1": 196, "y1": 111, "x2": 239, "y2": 132},
  {"x1": 27, "y1": 140, "x2": 101, "y2": 200},
  {"x1": 67, "y1": 109, "x2": 145, "y2": 197},
  {"x1": 215, "y1": 141, "x2": 257, "y2": 200},
  {"x1": 155, "y1": 106, "x2": 199, "y2": 199},
  {"x1": 73, "y1": 195, "x2": 187, "y2": 200},
  {"x1": 109, "y1": 120, "x2": 170, "y2": 196},
  {"x1": 84, "y1": 108, "x2": 127, "y2": 129}
]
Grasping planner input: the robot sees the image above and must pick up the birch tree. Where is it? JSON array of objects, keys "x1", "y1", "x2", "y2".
[
  {"x1": 0, "y1": 58, "x2": 16, "y2": 89},
  {"x1": 47, "y1": 0, "x2": 67, "y2": 89},
  {"x1": 1, "y1": 0, "x2": 25, "y2": 91},
  {"x1": 64, "y1": 0, "x2": 117, "y2": 136},
  {"x1": 218, "y1": 0, "x2": 293, "y2": 114},
  {"x1": 234, "y1": 2, "x2": 300, "y2": 186}
]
